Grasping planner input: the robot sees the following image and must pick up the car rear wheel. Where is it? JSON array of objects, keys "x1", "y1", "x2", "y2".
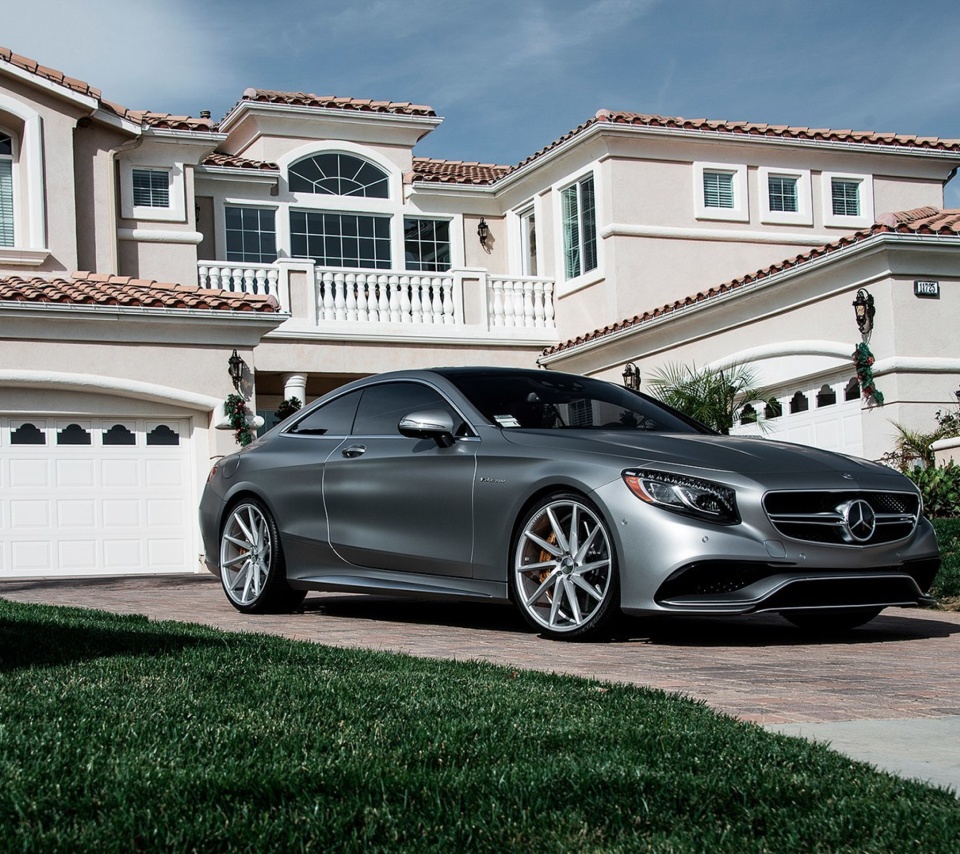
[
  {"x1": 219, "y1": 499, "x2": 306, "y2": 613},
  {"x1": 512, "y1": 493, "x2": 619, "y2": 640},
  {"x1": 781, "y1": 607, "x2": 883, "y2": 632}
]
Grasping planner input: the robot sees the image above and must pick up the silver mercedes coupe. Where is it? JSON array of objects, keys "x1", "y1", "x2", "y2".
[{"x1": 199, "y1": 367, "x2": 940, "y2": 640}]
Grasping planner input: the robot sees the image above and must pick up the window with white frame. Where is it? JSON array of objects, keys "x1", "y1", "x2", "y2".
[
  {"x1": 131, "y1": 168, "x2": 171, "y2": 208},
  {"x1": 0, "y1": 131, "x2": 12, "y2": 247},
  {"x1": 831, "y1": 178, "x2": 860, "y2": 216},
  {"x1": 822, "y1": 172, "x2": 873, "y2": 227},
  {"x1": 285, "y1": 151, "x2": 396, "y2": 269},
  {"x1": 561, "y1": 175, "x2": 597, "y2": 281},
  {"x1": 703, "y1": 171, "x2": 734, "y2": 209},
  {"x1": 225, "y1": 207, "x2": 277, "y2": 264},
  {"x1": 403, "y1": 218, "x2": 450, "y2": 272},
  {"x1": 768, "y1": 175, "x2": 797, "y2": 212},
  {"x1": 759, "y1": 167, "x2": 811, "y2": 225},
  {"x1": 290, "y1": 210, "x2": 391, "y2": 269},
  {"x1": 693, "y1": 162, "x2": 748, "y2": 221},
  {"x1": 289, "y1": 153, "x2": 389, "y2": 198},
  {"x1": 120, "y1": 159, "x2": 184, "y2": 222},
  {"x1": 519, "y1": 207, "x2": 538, "y2": 276}
]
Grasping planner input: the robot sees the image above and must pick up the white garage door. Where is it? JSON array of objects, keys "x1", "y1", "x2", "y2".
[
  {"x1": 731, "y1": 377, "x2": 864, "y2": 458},
  {"x1": 0, "y1": 416, "x2": 195, "y2": 578}
]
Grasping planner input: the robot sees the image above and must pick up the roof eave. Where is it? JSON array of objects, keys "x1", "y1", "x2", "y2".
[
  {"x1": 600, "y1": 121, "x2": 960, "y2": 160},
  {"x1": 0, "y1": 299, "x2": 287, "y2": 326},
  {"x1": 0, "y1": 59, "x2": 99, "y2": 111},
  {"x1": 196, "y1": 165, "x2": 281, "y2": 181},
  {"x1": 218, "y1": 99, "x2": 443, "y2": 136},
  {"x1": 142, "y1": 127, "x2": 228, "y2": 146}
]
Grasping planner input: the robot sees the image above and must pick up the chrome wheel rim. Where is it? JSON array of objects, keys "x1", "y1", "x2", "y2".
[
  {"x1": 220, "y1": 503, "x2": 273, "y2": 606},
  {"x1": 515, "y1": 499, "x2": 613, "y2": 633}
]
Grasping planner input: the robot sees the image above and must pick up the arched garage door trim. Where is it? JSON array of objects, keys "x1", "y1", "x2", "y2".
[
  {"x1": 0, "y1": 370, "x2": 221, "y2": 412},
  {"x1": 707, "y1": 345, "x2": 960, "y2": 379},
  {"x1": 706, "y1": 340, "x2": 853, "y2": 372}
]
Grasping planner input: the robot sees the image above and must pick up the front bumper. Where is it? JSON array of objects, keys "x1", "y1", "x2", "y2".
[
  {"x1": 593, "y1": 478, "x2": 942, "y2": 617},
  {"x1": 651, "y1": 558, "x2": 939, "y2": 614}
]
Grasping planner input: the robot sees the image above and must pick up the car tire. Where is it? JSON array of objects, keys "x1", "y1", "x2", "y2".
[
  {"x1": 781, "y1": 607, "x2": 883, "y2": 632},
  {"x1": 219, "y1": 499, "x2": 306, "y2": 613},
  {"x1": 511, "y1": 492, "x2": 619, "y2": 640}
]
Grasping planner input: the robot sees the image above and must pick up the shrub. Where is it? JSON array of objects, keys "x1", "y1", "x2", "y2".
[
  {"x1": 274, "y1": 396, "x2": 302, "y2": 423},
  {"x1": 908, "y1": 462, "x2": 960, "y2": 518},
  {"x1": 931, "y1": 518, "x2": 960, "y2": 599}
]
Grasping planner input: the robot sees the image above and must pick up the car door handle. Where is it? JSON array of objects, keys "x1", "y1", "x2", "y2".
[{"x1": 341, "y1": 444, "x2": 366, "y2": 458}]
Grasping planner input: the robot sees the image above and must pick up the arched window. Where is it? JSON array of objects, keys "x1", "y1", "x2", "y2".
[
  {"x1": 816, "y1": 384, "x2": 837, "y2": 407},
  {"x1": 844, "y1": 377, "x2": 860, "y2": 401},
  {"x1": 288, "y1": 153, "x2": 389, "y2": 198},
  {"x1": 287, "y1": 152, "x2": 394, "y2": 269},
  {"x1": 764, "y1": 398, "x2": 782, "y2": 419},
  {"x1": 739, "y1": 404, "x2": 758, "y2": 425},
  {"x1": 790, "y1": 391, "x2": 809, "y2": 414},
  {"x1": 0, "y1": 131, "x2": 13, "y2": 247}
]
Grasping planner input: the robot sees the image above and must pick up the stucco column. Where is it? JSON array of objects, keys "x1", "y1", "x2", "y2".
[{"x1": 283, "y1": 373, "x2": 308, "y2": 406}]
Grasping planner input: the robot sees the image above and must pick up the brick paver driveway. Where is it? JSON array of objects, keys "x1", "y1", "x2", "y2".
[{"x1": 3, "y1": 573, "x2": 959, "y2": 725}]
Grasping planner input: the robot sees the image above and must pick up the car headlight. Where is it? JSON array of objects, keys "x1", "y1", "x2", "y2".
[{"x1": 622, "y1": 469, "x2": 739, "y2": 524}]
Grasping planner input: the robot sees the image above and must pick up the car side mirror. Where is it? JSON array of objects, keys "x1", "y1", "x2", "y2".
[{"x1": 398, "y1": 409, "x2": 456, "y2": 447}]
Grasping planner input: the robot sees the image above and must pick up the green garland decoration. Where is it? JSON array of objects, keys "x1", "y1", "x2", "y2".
[
  {"x1": 225, "y1": 393, "x2": 255, "y2": 446},
  {"x1": 853, "y1": 342, "x2": 884, "y2": 406}
]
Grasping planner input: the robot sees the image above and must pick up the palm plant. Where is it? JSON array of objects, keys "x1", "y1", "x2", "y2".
[{"x1": 646, "y1": 362, "x2": 769, "y2": 434}]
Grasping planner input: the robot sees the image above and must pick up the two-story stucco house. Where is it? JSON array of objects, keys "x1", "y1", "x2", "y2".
[{"x1": 2, "y1": 45, "x2": 959, "y2": 579}]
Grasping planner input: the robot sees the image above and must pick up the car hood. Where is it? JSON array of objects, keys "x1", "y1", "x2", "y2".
[{"x1": 500, "y1": 429, "x2": 898, "y2": 478}]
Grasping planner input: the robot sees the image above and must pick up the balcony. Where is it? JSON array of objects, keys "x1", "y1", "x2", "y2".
[{"x1": 197, "y1": 260, "x2": 557, "y2": 344}]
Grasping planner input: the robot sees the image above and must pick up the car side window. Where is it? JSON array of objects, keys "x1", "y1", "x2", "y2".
[
  {"x1": 287, "y1": 390, "x2": 361, "y2": 436},
  {"x1": 352, "y1": 382, "x2": 465, "y2": 436}
]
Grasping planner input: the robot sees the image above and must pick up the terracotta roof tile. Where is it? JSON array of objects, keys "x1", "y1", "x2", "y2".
[
  {"x1": 594, "y1": 110, "x2": 960, "y2": 152},
  {"x1": 0, "y1": 45, "x2": 101, "y2": 99},
  {"x1": 0, "y1": 45, "x2": 218, "y2": 132},
  {"x1": 131, "y1": 111, "x2": 217, "y2": 131},
  {"x1": 238, "y1": 88, "x2": 436, "y2": 117},
  {"x1": 542, "y1": 208, "x2": 960, "y2": 356},
  {"x1": 0, "y1": 273, "x2": 279, "y2": 313},
  {"x1": 202, "y1": 151, "x2": 280, "y2": 171},
  {"x1": 408, "y1": 158, "x2": 511, "y2": 185},
  {"x1": 497, "y1": 111, "x2": 960, "y2": 187}
]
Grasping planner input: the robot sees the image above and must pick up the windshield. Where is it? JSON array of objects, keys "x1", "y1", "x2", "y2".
[{"x1": 444, "y1": 372, "x2": 710, "y2": 434}]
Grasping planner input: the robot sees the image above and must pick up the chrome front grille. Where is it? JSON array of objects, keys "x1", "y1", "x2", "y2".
[{"x1": 762, "y1": 490, "x2": 920, "y2": 546}]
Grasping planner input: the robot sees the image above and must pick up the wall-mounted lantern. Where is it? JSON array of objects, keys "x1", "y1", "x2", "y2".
[
  {"x1": 228, "y1": 349, "x2": 249, "y2": 398},
  {"x1": 621, "y1": 363, "x2": 640, "y2": 391},
  {"x1": 477, "y1": 218, "x2": 490, "y2": 249},
  {"x1": 852, "y1": 288, "x2": 875, "y2": 336}
]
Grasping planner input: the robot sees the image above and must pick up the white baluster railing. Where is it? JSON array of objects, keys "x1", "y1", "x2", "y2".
[
  {"x1": 197, "y1": 264, "x2": 279, "y2": 299},
  {"x1": 486, "y1": 276, "x2": 556, "y2": 329},
  {"x1": 198, "y1": 262, "x2": 557, "y2": 337},
  {"x1": 315, "y1": 270, "x2": 460, "y2": 325}
]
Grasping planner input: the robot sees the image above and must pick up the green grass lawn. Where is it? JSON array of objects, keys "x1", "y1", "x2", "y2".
[{"x1": 1, "y1": 600, "x2": 958, "y2": 852}]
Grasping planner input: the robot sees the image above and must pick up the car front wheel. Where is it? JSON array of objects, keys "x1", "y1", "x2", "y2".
[
  {"x1": 512, "y1": 493, "x2": 619, "y2": 640},
  {"x1": 219, "y1": 499, "x2": 305, "y2": 613}
]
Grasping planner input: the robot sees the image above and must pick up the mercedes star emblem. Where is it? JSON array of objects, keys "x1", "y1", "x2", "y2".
[{"x1": 839, "y1": 499, "x2": 877, "y2": 543}]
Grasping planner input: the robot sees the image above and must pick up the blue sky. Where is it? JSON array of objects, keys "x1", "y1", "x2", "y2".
[{"x1": 5, "y1": 0, "x2": 960, "y2": 203}]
